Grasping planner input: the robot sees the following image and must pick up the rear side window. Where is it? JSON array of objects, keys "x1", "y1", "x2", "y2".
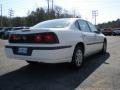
[{"x1": 78, "y1": 20, "x2": 91, "y2": 32}]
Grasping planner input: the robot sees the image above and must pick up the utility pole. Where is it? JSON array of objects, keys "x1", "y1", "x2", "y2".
[
  {"x1": 46, "y1": 0, "x2": 50, "y2": 14},
  {"x1": 73, "y1": 9, "x2": 76, "y2": 18},
  {"x1": 92, "y1": 10, "x2": 98, "y2": 25},
  {"x1": 8, "y1": 9, "x2": 14, "y2": 27},
  {"x1": 46, "y1": 0, "x2": 50, "y2": 19},
  {"x1": 51, "y1": 0, "x2": 54, "y2": 11},
  {"x1": 0, "y1": 4, "x2": 2, "y2": 27}
]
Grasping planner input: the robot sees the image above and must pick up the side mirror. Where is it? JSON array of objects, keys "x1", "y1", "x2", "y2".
[
  {"x1": 94, "y1": 30, "x2": 101, "y2": 34},
  {"x1": 97, "y1": 28, "x2": 101, "y2": 32}
]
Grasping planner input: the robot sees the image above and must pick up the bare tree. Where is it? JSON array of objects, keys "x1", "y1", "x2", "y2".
[{"x1": 55, "y1": 6, "x2": 62, "y2": 18}]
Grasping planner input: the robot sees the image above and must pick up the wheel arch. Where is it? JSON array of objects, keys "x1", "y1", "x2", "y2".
[{"x1": 74, "y1": 42, "x2": 85, "y2": 54}]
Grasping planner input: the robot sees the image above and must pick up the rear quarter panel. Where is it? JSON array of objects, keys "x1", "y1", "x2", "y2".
[{"x1": 53, "y1": 29, "x2": 84, "y2": 57}]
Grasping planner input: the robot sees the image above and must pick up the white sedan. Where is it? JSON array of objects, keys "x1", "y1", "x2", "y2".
[{"x1": 5, "y1": 18, "x2": 107, "y2": 68}]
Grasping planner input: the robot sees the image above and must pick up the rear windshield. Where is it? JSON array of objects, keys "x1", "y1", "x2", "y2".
[{"x1": 31, "y1": 19, "x2": 71, "y2": 29}]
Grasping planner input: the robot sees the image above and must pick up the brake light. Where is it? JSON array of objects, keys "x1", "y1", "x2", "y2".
[
  {"x1": 10, "y1": 35, "x2": 20, "y2": 41},
  {"x1": 9, "y1": 32, "x2": 59, "y2": 44},
  {"x1": 34, "y1": 35, "x2": 42, "y2": 43},
  {"x1": 44, "y1": 34, "x2": 56, "y2": 43},
  {"x1": 34, "y1": 33, "x2": 59, "y2": 43}
]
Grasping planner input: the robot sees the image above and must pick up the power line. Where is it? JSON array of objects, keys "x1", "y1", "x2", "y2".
[
  {"x1": 8, "y1": 8, "x2": 14, "y2": 26},
  {"x1": 92, "y1": 10, "x2": 98, "y2": 25},
  {"x1": 9, "y1": 9, "x2": 14, "y2": 18}
]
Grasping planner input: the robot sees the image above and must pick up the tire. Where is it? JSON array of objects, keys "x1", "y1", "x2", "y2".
[
  {"x1": 101, "y1": 40, "x2": 107, "y2": 54},
  {"x1": 26, "y1": 61, "x2": 38, "y2": 65},
  {"x1": 71, "y1": 46, "x2": 84, "y2": 68},
  {"x1": 1, "y1": 34, "x2": 4, "y2": 39}
]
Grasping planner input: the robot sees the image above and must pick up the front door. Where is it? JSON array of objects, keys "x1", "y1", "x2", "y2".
[
  {"x1": 78, "y1": 20, "x2": 96, "y2": 56},
  {"x1": 87, "y1": 21, "x2": 104, "y2": 52}
]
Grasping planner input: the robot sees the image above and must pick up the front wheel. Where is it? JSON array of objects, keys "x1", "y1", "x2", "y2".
[
  {"x1": 101, "y1": 40, "x2": 107, "y2": 54},
  {"x1": 26, "y1": 61, "x2": 38, "y2": 65},
  {"x1": 1, "y1": 34, "x2": 4, "y2": 39},
  {"x1": 71, "y1": 46, "x2": 84, "y2": 68}
]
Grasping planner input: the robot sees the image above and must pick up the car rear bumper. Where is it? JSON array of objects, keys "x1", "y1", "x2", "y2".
[{"x1": 5, "y1": 45, "x2": 74, "y2": 63}]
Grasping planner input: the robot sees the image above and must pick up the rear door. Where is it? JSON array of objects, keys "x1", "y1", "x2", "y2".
[{"x1": 78, "y1": 20, "x2": 96, "y2": 55}]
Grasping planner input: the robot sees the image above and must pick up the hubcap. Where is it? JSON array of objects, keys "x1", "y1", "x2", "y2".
[{"x1": 75, "y1": 49, "x2": 83, "y2": 67}]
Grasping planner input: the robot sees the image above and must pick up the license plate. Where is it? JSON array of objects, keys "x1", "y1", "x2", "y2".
[{"x1": 18, "y1": 47, "x2": 28, "y2": 54}]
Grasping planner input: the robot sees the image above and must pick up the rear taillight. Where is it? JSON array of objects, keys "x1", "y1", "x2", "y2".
[
  {"x1": 34, "y1": 33, "x2": 59, "y2": 43},
  {"x1": 10, "y1": 35, "x2": 20, "y2": 41},
  {"x1": 34, "y1": 35, "x2": 42, "y2": 43},
  {"x1": 9, "y1": 32, "x2": 59, "y2": 44},
  {"x1": 43, "y1": 33, "x2": 57, "y2": 43}
]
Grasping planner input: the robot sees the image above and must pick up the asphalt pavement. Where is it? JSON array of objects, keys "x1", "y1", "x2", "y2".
[{"x1": 0, "y1": 36, "x2": 120, "y2": 90}]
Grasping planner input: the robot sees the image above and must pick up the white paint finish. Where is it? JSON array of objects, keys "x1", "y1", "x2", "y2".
[{"x1": 5, "y1": 18, "x2": 106, "y2": 63}]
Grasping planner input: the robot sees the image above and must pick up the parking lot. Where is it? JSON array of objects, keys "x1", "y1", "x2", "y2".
[{"x1": 0, "y1": 36, "x2": 120, "y2": 90}]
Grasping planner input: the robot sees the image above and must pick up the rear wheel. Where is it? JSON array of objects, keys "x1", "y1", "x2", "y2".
[{"x1": 71, "y1": 46, "x2": 84, "y2": 68}]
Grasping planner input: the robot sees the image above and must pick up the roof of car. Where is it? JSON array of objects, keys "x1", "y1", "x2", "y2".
[{"x1": 47, "y1": 18, "x2": 85, "y2": 22}]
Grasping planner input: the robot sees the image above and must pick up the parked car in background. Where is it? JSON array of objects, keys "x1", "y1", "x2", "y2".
[
  {"x1": 0, "y1": 27, "x2": 4, "y2": 38},
  {"x1": 0, "y1": 27, "x2": 13, "y2": 39},
  {"x1": 102, "y1": 28, "x2": 112, "y2": 36},
  {"x1": 0, "y1": 27, "x2": 4, "y2": 30},
  {"x1": 5, "y1": 18, "x2": 107, "y2": 68},
  {"x1": 112, "y1": 28, "x2": 120, "y2": 36},
  {"x1": 4, "y1": 27, "x2": 29, "y2": 39}
]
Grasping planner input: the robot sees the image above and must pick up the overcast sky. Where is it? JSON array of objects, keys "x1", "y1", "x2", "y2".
[{"x1": 1, "y1": 0, "x2": 120, "y2": 24}]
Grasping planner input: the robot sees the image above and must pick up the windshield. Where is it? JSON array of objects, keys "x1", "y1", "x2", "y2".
[{"x1": 31, "y1": 19, "x2": 71, "y2": 29}]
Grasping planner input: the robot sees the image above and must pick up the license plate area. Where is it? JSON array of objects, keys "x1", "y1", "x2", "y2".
[
  {"x1": 12, "y1": 47, "x2": 32, "y2": 56},
  {"x1": 18, "y1": 47, "x2": 28, "y2": 55}
]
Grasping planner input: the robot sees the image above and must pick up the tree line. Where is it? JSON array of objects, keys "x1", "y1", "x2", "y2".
[
  {"x1": 1, "y1": 4, "x2": 119, "y2": 28},
  {"x1": 0, "y1": 6, "x2": 77, "y2": 27},
  {"x1": 97, "y1": 19, "x2": 120, "y2": 29}
]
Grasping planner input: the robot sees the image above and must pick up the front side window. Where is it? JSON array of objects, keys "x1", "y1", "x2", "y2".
[
  {"x1": 78, "y1": 20, "x2": 91, "y2": 32},
  {"x1": 87, "y1": 22, "x2": 98, "y2": 32}
]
